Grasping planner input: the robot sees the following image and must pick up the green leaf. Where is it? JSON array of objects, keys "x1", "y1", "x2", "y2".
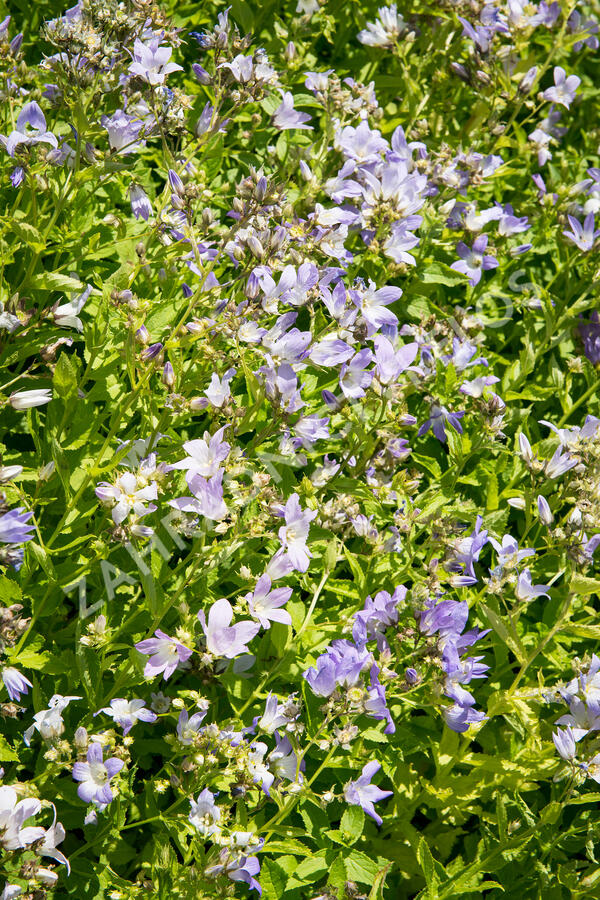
[
  {"x1": 53, "y1": 352, "x2": 79, "y2": 400},
  {"x1": 29, "y1": 272, "x2": 85, "y2": 293},
  {"x1": 0, "y1": 734, "x2": 19, "y2": 761},
  {"x1": 570, "y1": 574, "x2": 599, "y2": 596},
  {"x1": 346, "y1": 850, "x2": 383, "y2": 885},
  {"x1": 341, "y1": 805, "x2": 365, "y2": 844},
  {"x1": 260, "y1": 859, "x2": 288, "y2": 900},
  {"x1": 417, "y1": 837, "x2": 438, "y2": 893},
  {"x1": 0, "y1": 574, "x2": 22, "y2": 605},
  {"x1": 368, "y1": 864, "x2": 392, "y2": 899},
  {"x1": 422, "y1": 262, "x2": 465, "y2": 286}
]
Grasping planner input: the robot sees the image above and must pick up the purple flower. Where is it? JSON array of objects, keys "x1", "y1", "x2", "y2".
[
  {"x1": 309, "y1": 336, "x2": 354, "y2": 367},
  {"x1": 419, "y1": 599, "x2": 469, "y2": 640},
  {"x1": 2, "y1": 667, "x2": 32, "y2": 702},
  {"x1": 169, "y1": 426, "x2": 230, "y2": 483},
  {"x1": 489, "y1": 534, "x2": 535, "y2": 569},
  {"x1": 176, "y1": 708, "x2": 208, "y2": 744},
  {"x1": 95, "y1": 698, "x2": 157, "y2": 735},
  {"x1": 269, "y1": 733, "x2": 304, "y2": 784},
  {"x1": 303, "y1": 655, "x2": 337, "y2": 697},
  {"x1": 460, "y1": 375, "x2": 500, "y2": 397},
  {"x1": 1, "y1": 102, "x2": 58, "y2": 158},
  {"x1": 537, "y1": 495, "x2": 554, "y2": 526},
  {"x1": 335, "y1": 121, "x2": 388, "y2": 164},
  {"x1": 353, "y1": 587, "x2": 404, "y2": 647},
  {"x1": 246, "y1": 574, "x2": 292, "y2": 629},
  {"x1": 448, "y1": 516, "x2": 489, "y2": 580},
  {"x1": 563, "y1": 213, "x2": 600, "y2": 252},
  {"x1": 170, "y1": 470, "x2": 228, "y2": 521},
  {"x1": 278, "y1": 493, "x2": 317, "y2": 572},
  {"x1": 221, "y1": 852, "x2": 262, "y2": 894},
  {"x1": 555, "y1": 699, "x2": 600, "y2": 740},
  {"x1": 199, "y1": 598, "x2": 260, "y2": 658},
  {"x1": 129, "y1": 38, "x2": 182, "y2": 85},
  {"x1": 515, "y1": 569, "x2": 550, "y2": 602},
  {"x1": 443, "y1": 704, "x2": 486, "y2": 733},
  {"x1": 205, "y1": 369, "x2": 235, "y2": 408},
  {"x1": 579, "y1": 311, "x2": 600, "y2": 364},
  {"x1": 255, "y1": 693, "x2": 288, "y2": 734},
  {"x1": 355, "y1": 282, "x2": 402, "y2": 330},
  {"x1": 544, "y1": 447, "x2": 577, "y2": 479},
  {"x1": 340, "y1": 349, "x2": 373, "y2": 399},
  {"x1": 553, "y1": 726, "x2": 576, "y2": 760},
  {"x1": 418, "y1": 404, "x2": 464, "y2": 442},
  {"x1": 135, "y1": 629, "x2": 193, "y2": 680},
  {"x1": 344, "y1": 761, "x2": 392, "y2": 826},
  {"x1": 542, "y1": 67, "x2": 580, "y2": 108},
  {"x1": 450, "y1": 235, "x2": 498, "y2": 286},
  {"x1": 189, "y1": 788, "x2": 221, "y2": 836},
  {"x1": 129, "y1": 184, "x2": 153, "y2": 220},
  {"x1": 273, "y1": 92, "x2": 312, "y2": 130},
  {"x1": 373, "y1": 336, "x2": 418, "y2": 385},
  {"x1": 101, "y1": 110, "x2": 145, "y2": 155},
  {"x1": 95, "y1": 472, "x2": 157, "y2": 526},
  {"x1": 0, "y1": 508, "x2": 34, "y2": 544},
  {"x1": 364, "y1": 666, "x2": 396, "y2": 734},
  {"x1": 73, "y1": 742, "x2": 124, "y2": 808}
]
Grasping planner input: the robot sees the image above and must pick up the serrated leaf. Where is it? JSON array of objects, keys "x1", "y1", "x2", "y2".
[
  {"x1": 341, "y1": 805, "x2": 365, "y2": 844},
  {"x1": 0, "y1": 734, "x2": 19, "y2": 761}
]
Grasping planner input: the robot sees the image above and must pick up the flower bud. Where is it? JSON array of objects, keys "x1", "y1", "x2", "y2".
[
  {"x1": 0, "y1": 465, "x2": 22, "y2": 482},
  {"x1": 192, "y1": 63, "x2": 211, "y2": 85},
  {"x1": 519, "y1": 66, "x2": 538, "y2": 94},
  {"x1": 162, "y1": 361, "x2": 175, "y2": 388},
  {"x1": 168, "y1": 169, "x2": 185, "y2": 196},
  {"x1": 74, "y1": 727, "x2": 88, "y2": 750},
  {"x1": 9, "y1": 389, "x2": 52, "y2": 410},
  {"x1": 537, "y1": 495, "x2": 553, "y2": 525},
  {"x1": 405, "y1": 667, "x2": 420, "y2": 685},
  {"x1": 140, "y1": 342, "x2": 163, "y2": 362},
  {"x1": 135, "y1": 325, "x2": 150, "y2": 344}
]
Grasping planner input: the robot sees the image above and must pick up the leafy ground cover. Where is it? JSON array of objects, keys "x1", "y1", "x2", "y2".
[{"x1": 0, "y1": 0, "x2": 600, "y2": 896}]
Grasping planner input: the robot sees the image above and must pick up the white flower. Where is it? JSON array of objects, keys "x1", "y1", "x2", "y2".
[
  {"x1": 24, "y1": 694, "x2": 81, "y2": 746},
  {"x1": 9, "y1": 389, "x2": 52, "y2": 410},
  {"x1": 0, "y1": 786, "x2": 44, "y2": 851}
]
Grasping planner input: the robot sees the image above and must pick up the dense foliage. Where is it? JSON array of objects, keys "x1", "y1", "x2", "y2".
[{"x1": 0, "y1": 0, "x2": 600, "y2": 896}]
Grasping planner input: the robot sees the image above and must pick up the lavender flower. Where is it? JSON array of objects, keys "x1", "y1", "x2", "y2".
[
  {"x1": 278, "y1": 493, "x2": 317, "y2": 572},
  {"x1": 2, "y1": 667, "x2": 32, "y2": 702},
  {"x1": 542, "y1": 67, "x2": 580, "y2": 109},
  {"x1": 1, "y1": 102, "x2": 57, "y2": 157},
  {"x1": 515, "y1": 569, "x2": 550, "y2": 601},
  {"x1": 129, "y1": 184, "x2": 153, "y2": 221},
  {"x1": 563, "y1": 213, "x2": 599, "y2": 252},
  {"x1": 450, "y1": 235, "x2": 498, "y2": 286},
  {"x1": 189, "y1": 788, "x2": 221, "y2": 836},
  {"x1": 199, "y1": 598, "x2": 260, "y2": 658},
  {"x1": 95, "y1": 698, "x2": 157, "y2": 735},
  {"x1": 358, "y1": 4, "x2": 406, "y2": 46},
  {"x1": 135, "y1": 630, "x2": 193, "y2": 680},
  {"x1": 246, "y1": 575, "x2": 292, "y2": 629},
  {"x1": 101, "y1": 110, "x2": 145, "y2": 155},
  {"x1": 72, "y1": 742, "x2": 124, "y2": 808},
  {"x1": 273, "y1": 92, "x2": 312, "y2": 130},
  {"x1": 553, "y1": 726, "x2": 576, "y2": 760},
  {"x1": 128, "y1": 38, "x2": 182, "y2": 85},
  {"x1": 579, "y1": 311, "x2": 600, "y2": 364},
  {"x1": 344, "y1": 761, "x2": 392, "y2": 826},
  {"x1": 0, "y1": 508, "x2": 34, "y2": 544},
  {"x1": 418, "y1": 404, "x2": 464, "y2": 442}
]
